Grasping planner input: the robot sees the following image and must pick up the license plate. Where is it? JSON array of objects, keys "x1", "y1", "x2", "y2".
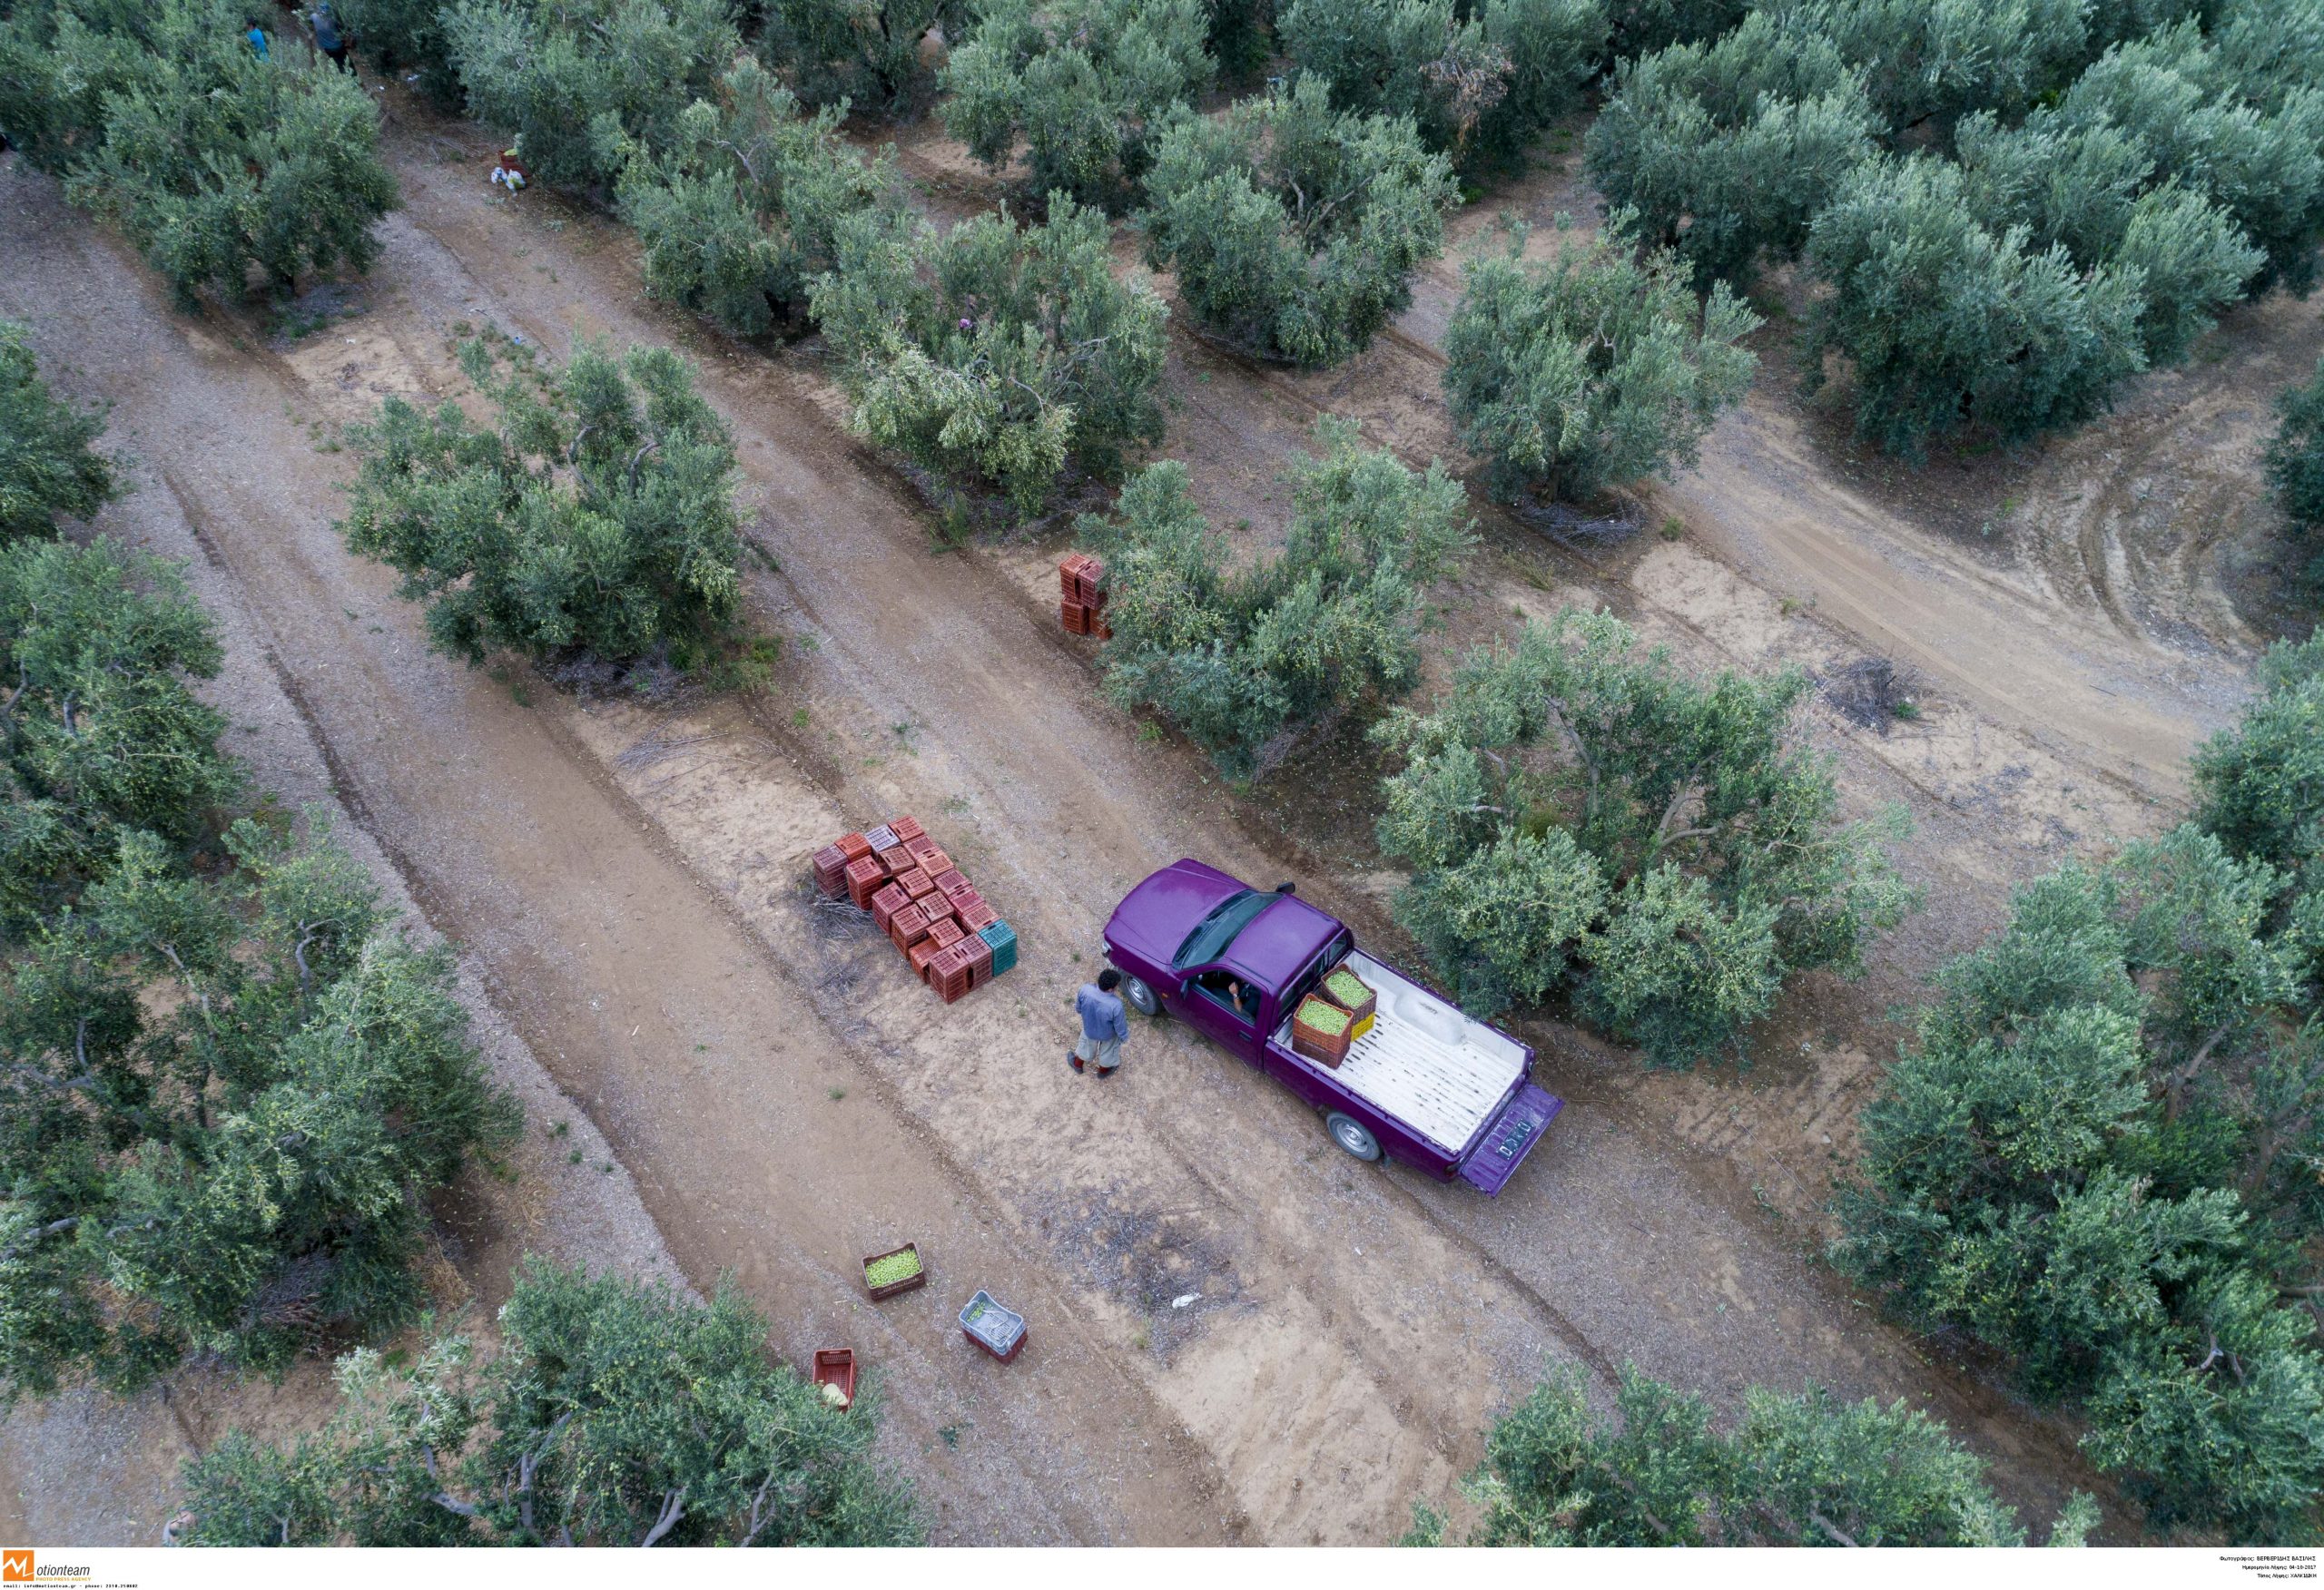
[{"x1": 1495, "y1": 1117, "x2": 1538, "y2": 1159}]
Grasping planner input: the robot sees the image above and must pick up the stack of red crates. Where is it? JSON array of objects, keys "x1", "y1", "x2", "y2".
[
  {"x1": 1059, "y1": 553, "x2": 1110, "y2": 640},
  {"x1": 811, "y1": 814, "x2": 1003, "y2": 1004}
]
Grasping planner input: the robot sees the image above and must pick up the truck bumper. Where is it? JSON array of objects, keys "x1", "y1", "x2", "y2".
[{"x1": 1457, "y1": 1083, "x2": 1563, "y2": 1196}]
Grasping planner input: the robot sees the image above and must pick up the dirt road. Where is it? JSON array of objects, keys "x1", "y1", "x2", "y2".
[{"x1": 2, "y1": 103, "x2": 2141, "y2": 1542}]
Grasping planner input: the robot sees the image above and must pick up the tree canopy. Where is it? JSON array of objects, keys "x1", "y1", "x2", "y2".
[
  {"x1": 1442, "y1": 221, "x2": 1758, "y2": 504},
  {"x1": 0, "y1": 539, "x2": 518, "y2": 1400},
  {"x1": 1088, "y1": 417, "x2": 1473, "y2": 774},
  {"x1": 1373, "y1": 610, "x2": 1914, "y2": 1062},
  {"x1": 1836, "y1": 653, "x2": 2324, "y2": 1539},
  {"x1": 1140, "y1": 76, "x2": 1457, "y2": 368},
  {"x1": 616, "y1": 59, "x2": 899, "y2": 338},
  {"x1": 339, "y1": 333, "x2": 746, "y2": 668},
  {"x1": 812, "y1": 196, "x2": 1168, "y2": 514},
  {"x1": 2264, "y1": 360, "x2": 2324, "y2": 601},
  {"x1": 175, "y1": 1261, "x2": 919, "y2": 1545},
  {"x1": 0, "y1": 0, "x2": 398, "y2": 309},
  {"x1": 0, "y1": 322, "x2": 116, "y2": 546},
  {"x1": 941, "y1": 0, "x2": 1214, "y2": 211},
  {"x1": 1407, "y1": 1363, "x2": 2099, "y2": 1546}
]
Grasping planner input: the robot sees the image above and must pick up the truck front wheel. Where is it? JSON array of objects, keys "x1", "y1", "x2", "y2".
[
  {"x1": 1120, "y1": 974, "x2": 1159, "y2": 1017},
  {"x1": 1325, "y1": 1112, "x2": 1381, "y2": 1163}
]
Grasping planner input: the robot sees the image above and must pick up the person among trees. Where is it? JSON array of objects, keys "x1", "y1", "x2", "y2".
[
  {"x1": 307, "y1": 1, "x2": 349, "y2": 70},
  {"x1": 1070, "y1": 967, "x2": 1130, "y2": 1077},
  {"x1": 243, "y1": 14, "x2": 268, "y2": 56}
]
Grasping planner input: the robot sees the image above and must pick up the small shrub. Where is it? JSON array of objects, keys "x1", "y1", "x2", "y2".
[{"x1": 2263, "y1": 361, "x2": 2324, "y2": 597}]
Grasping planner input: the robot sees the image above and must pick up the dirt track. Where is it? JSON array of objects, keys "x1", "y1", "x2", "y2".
[{"x1": 7, "y1": 85, "x2": 2309, "y2": 1542}]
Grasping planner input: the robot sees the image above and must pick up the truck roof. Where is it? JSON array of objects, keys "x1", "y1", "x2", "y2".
[
  {"x1": 1222, "y1": 892, "x2": 1342, "y2": 985},
  {"x1": 1106, "y1": 859, "x2": 1344, "y2": 983}
]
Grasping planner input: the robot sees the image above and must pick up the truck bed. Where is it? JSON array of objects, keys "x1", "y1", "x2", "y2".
[{"x1": 1273, "y1": 950, "x2": 1528, "y2": 1154}]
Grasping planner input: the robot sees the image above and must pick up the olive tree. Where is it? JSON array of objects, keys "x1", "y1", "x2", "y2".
[
  {"x1": 1407, "y1": 1363, "x2": 2098, "y2": 1546},
  {"x1": 1141, "y1": 76, "x2": 1457, "y2": 368},
  {"x1": 177, "y1": 1262, "x2": 919, "y2": 1545},
  {"x1": 339, "y1": 335, "x2": 746, "y2": 667},
  {"x1": 617, "y1": 59, "x2": 898, "y2": 337},
  {"x1": 1, "y1": 806, "x2": 520, "y2": 1399},
  {"x1": 0, "y1": 322, "x2": 115, "y2": 545},
  {"x1": 1832, "y1": 801, "x2": 2324, "y2": 1538},
  {"x1": 2263, "y1": 362, "x2": 2324, "y2": 599},
  {"x1": 1442, "y1": 221, "x2": 1758, "y2": 504},
  {"x1": 1804, "y1": 153, "x2": 2147, "y2": 457},
  {"x1": 1087, "y1": 418, "x2": 1473, "y2": 774},
  {"x1": 0, "y1": 538, "x2": 237, "y2": 934},
  {"x1": 1954, "y1": 113, "x2": 2264, "y2": 365},
  {"x1": 1373, "y1": 610, "x2": 1914, "y2": 1061},
  {"x1": 444, "y1": 0, "x2": 739, "y2": 191},
  {"x1": 0, "y1": 0, "x2": 397, "y2": 309},
  {"x1": 2053, "y1": 22, "x2": 2324, "y2": 294},
  {"x1": 1276, "y1": 0, "x2": 1602, "y2": 166},
  {"x1": 1583, "y1": 15, "x2": 1878, "y2": 289},
  {"x1": 755, "y1": 0, "x2": 956, "y2": 113},
  {"x1": 941, "y1": 0, "x2": 1213, "y2": 211},
  {"x1": 1784, "y1": 0, "x2": 2093, "y2": 133},
  {"x1": 812, "y1": 197, "x2": 1169, "y2": 513}
]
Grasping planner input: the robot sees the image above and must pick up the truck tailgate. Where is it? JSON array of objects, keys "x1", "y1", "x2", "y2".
[{"x1": 1457, "y1": 1083, "x2": 1563, "y2": 1196}]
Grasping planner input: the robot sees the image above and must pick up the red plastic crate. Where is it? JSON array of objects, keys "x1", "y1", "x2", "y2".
[
  {"x1": 890, "y1": 901, "x2": 930, "y2": 947},
  {"x1": 898, "y1": 867, "x2": 935, "y2": 899},
  {"x1": 1094, "y1": 617, "x2": 1112, "y2": 641},
  {"x1": 837, "y1": 831, "x2": 873, "y2": 863},
  {"x1": 961, "y1": 929, "x2": 993, "y2": 982},
  {"x1": 928, "y1": 916, "x2": 964, "y2": 952},
  {"x1": 929, "y1": 943, "x2": 972, "y2": 1002},
  {"x1": 955, "y1": 894, "x2": 998, "y2": 933},
  {"x1": 916, "y1": 847, "x2": 953, "y2": 878},
  {"x1": 931, "y1": 867, "x2": 969, "y2": 898},
  {"x1": 1059, "y1": 553, "x2": 1095, "y2": 598},
  {"x1": 844, "y1": 856, "x2": 884, "y2": 908},
  {"x1": 875, "y1": 845, "x2": 912, "y2": 878},
  {"x1": 1061, "y1": 600, "x2": 1090, "y2": 635},
  {"x1": 908, "y1": 937, "x2": 944, "y2": 980},
  {"x1": 890, "y1": 814, "x2": 925, "y2": 844},
  {"x1": 862, "y1": 824, "x2": 898, "y2": 854},
  {"x1": 871, "y1": 881, "x2": 910, "y2": 932},
  {"x1": 904, "y1": 833, "x2": 940, "y2": 861},
  {"x1": 812, "y1": 844, "x2": 849, "y2": 897}
]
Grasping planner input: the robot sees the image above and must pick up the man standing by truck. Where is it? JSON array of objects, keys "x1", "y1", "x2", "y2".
[{"x1": 1071, "y1": 968, "x2": 1129, "y2": 1078}]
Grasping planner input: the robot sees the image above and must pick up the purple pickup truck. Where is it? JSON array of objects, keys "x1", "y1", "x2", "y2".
[{"x1": 1101, "y1": 859, "x2": 1562, "y2": 1193}]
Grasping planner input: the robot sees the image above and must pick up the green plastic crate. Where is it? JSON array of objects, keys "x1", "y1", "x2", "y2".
[{"x1": 979, "y1": 920, "x2": 1017, "y2": 977}]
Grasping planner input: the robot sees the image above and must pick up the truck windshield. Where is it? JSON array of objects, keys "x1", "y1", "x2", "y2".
[{"x1": 1172, "y1": 888, "x2": 1274, "y2": 969}]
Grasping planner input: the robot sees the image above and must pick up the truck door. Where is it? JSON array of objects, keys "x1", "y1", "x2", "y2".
[{"x1": 1178, "y1": 966, "x2": 1264, "y2": 1064}]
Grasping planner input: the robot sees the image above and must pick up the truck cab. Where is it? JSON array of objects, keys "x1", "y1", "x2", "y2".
[{"x1": 1101, "y1": 859, "x2": 1562, "y2": 1193}]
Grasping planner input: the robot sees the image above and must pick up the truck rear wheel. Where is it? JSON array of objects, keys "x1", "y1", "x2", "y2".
[
  {"x1": 1325, "y1": 1112, "x2": 1381, "y2": 1163},
  {"x1": 1120, "y1": 974, "x2": 1159, "y2": 1017}
]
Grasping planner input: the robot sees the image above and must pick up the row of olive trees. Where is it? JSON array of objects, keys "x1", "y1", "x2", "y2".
[
  {"x1": 175, "y1": 1261, "x2": 918, "y2": 1546},
  {"x1": 0, "y1": 0, "x2": 399, "y2": 309},
  {"x1": 0, "y1": 515, "x2": 521, "y2": 1396},
  {"x1": 1588, "y1": 1, "x2": 2324, "y2": 456},
  {"x1": 1832, "y1": 638, "x2": 2324, "y2": 1540}
]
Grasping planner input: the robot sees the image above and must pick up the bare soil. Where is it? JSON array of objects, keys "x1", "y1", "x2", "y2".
[{"x1": 4, "y1": 81, "x2": 2311, "y2": 1546}]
